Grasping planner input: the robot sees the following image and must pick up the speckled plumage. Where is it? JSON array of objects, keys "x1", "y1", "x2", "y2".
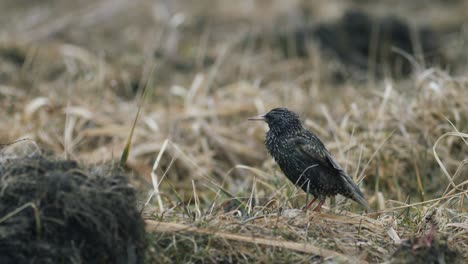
[{"x1": 250, "y1": 108, "x2": 369, "y2": 212}]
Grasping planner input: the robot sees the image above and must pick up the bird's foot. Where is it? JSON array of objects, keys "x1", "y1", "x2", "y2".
[
  {"x1": 312, "y1": 200, "x2": 325, "y2": 212},
  {"x1": 303, "y1": 197, "x2": 317, "y2": 211}
]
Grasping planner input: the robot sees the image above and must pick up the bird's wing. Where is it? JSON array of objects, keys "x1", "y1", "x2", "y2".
[
  {"x1": 288, "y1": 136, "x2": 333, "y2": 169},
  {"x1": 290, "y1": 135, "x2": 370, "y2": 210},
  {"x1": 290, "y1": 134, "x2": 353, "y2": 174}
]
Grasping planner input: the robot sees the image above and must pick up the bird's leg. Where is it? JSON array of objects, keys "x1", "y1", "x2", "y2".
[
  {"x1": 304, "y1": 181, "x2": 317, "y2": 210},
  {"x1": 313, "y1": 200, "x2": 326, "y2": 212},
  {"x1": 306, "y1": 197, "x2": 317, "y2": 210}
]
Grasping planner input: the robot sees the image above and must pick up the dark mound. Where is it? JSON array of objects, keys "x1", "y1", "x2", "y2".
[
  {"x1": 251, "y1": 9, "x2": 444, "y2": 80},
  {"x1": 313, "y1": 10, "x2": 443, "y2": 78},
  {"x1": 0, "y1": 156, "x2": 145, "y2": 264},
  {"x1": 390, "y1": 232, "x2": 462, "y2": 264}
]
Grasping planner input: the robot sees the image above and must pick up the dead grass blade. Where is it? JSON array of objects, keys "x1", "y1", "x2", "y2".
[
  {"x1": 145, "y1": 220, "x2": 365, "y2": 263},
  {"x1": 368, "y1": 191, "x2": 468, "y2": 216},
  {"x1": 357, "y1": 130, "x2": 395, "y2": 184},
  {"x1": 432, "y1": 131, "x2": 468, "y2": 191},
  {"x1": 0, "y1": 202, "x2": 41, "y2": 239},
  {"x1": 119, "y1": 65, "x2": 154, "y2": 166},
  {"x1": 150, "y1": 139, "x2": 169, "y2": 213}
]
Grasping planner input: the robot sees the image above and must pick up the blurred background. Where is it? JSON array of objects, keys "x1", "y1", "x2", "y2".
[
  {"x1": 1, "y1": 0, "x2": 467, "y2": 209},
  {"x1": 1, "y1": 1, "x2": 467, "y2": 262}
]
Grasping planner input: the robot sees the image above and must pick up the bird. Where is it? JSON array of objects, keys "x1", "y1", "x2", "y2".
[{"x1": 248, "y1": 107, "x2": 369, "y2": 212}]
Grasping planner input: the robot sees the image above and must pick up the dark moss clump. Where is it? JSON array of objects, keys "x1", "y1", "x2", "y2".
[
  {"x1": 246, "y1": 9, "x2": 445, "y2": 80},
  {"x1": 390, "y1": 231, "x2": 463, "y2": 264},
  {"x1": 0, "y1": 45, "x2": 26, "y2": 66},
  {"x1": 0, "y1": 155, "x2": 145, "y2": 264},
  {"x1": 313, "y1": 10, "x2": 444, "y2": 78}
]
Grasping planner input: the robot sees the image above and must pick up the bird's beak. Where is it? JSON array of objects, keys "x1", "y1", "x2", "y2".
[{"x1": 248, "y1": 114, "x2": 266, "y2": 121}]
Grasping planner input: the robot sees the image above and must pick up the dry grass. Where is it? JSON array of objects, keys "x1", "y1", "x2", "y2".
[{"x1": 0, "y1": 0, "x2": 467, "y2": 263}]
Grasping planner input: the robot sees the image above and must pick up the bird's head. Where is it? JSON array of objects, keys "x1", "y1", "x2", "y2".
[{"x1": 248, "y1": 108, "x2": 303, "y2": 135}]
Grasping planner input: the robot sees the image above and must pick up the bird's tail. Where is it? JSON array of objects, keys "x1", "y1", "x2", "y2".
[{"x1": 340, "y1": 172, "x2": 370, "y2": 211}]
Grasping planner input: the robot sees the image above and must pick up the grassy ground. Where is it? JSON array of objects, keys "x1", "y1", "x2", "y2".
[{"x1": 0, "y1": 0, "x2": 467, "y2": 263}]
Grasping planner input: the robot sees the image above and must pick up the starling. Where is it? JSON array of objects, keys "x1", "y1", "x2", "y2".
[{"x1": 249, "y1": 108, "x2": 369, "y2": 212}]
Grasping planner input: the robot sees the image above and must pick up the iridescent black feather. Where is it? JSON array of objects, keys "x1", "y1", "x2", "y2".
[{"x1": 252, "y1": 108, "x2": 369, "y2": 211}]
